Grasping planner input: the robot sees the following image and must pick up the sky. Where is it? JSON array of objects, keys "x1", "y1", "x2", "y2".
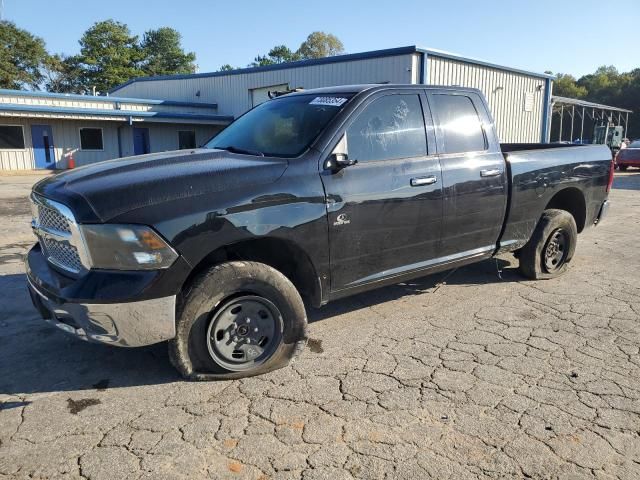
[{"x1": 5, "y1": 0, "x2": 638, "y2": 78}]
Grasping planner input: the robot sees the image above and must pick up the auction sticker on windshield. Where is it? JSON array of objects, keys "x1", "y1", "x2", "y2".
[{"x1": 310, "y1": 97, "x2": 348, "y2": 107}]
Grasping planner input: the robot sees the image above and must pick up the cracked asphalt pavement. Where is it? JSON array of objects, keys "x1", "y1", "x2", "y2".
[{"x1": 1, "y1": 172, "x2": 640, "y2": 479}]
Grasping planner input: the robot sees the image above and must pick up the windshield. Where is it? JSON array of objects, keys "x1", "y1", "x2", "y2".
[
  {"x1": 629, "y1": 141, "x2": 640, "y2": 148},
  {"x1": 206, "y1": 93, "x2": 353, "y2": 157}
]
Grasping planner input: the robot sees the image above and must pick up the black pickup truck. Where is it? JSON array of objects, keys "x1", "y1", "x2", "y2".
[{"x1": 26, "y1": 85, "x2": 613, "y2": 380}]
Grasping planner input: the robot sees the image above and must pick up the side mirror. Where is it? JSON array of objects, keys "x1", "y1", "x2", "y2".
[{"x1": 324, "y1": 134, "x2": 357, "y2": 171}]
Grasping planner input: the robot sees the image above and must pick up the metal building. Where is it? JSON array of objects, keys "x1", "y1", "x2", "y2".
[
  {"x1": 0, "y1": 89, "x2": 232, "y2": 170},
  {"x1": 111, "y1": 46, "x2": 554, "y2": 143}
]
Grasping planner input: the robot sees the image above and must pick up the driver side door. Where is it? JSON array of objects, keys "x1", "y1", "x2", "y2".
[{"x1": 320, "y1": 91, "x2": 443, "y2": 293}]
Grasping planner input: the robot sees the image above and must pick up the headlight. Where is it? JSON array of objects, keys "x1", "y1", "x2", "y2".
[{"x1": 80, "y1": 224, "x2": 178, "y2": 270}]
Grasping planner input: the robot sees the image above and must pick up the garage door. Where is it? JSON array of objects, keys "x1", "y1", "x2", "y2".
[{"x1": 250, "y1": 84, "x2": 289, "y2": 107}]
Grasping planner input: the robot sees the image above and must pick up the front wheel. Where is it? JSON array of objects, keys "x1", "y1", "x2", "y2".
[
  {"x1": 169, "y1": 261, "x2": 308, "y2": 380},
  {"x1": 518, "y1": 209, "x2": 577, "y2": 280}
]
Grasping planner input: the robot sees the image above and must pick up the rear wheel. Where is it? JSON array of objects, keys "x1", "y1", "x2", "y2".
[
  {"x1": 518, "y1": 209, "x2": 577, "y2": 280},
  {"x1": 169, "y1": 261, "x2": 307, "y2": 380}
]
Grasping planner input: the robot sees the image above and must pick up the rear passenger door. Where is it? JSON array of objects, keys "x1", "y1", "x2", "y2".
[
  {"x1": 427, "y1": 90, "x2": 507, "y2": 258},
  {"x1": 320, "y1": 91, "x2": 443, "y2": 291}
]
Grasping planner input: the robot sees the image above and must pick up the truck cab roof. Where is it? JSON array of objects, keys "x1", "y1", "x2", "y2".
[{"x1": 283, "y1": 84, "x2": 484, "y2": 97}]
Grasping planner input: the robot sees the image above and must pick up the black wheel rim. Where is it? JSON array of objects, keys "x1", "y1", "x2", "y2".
[
  {"x1": 206, "y1": 295, "x2": 283, "y2": 372},
  {"x1": 543, "y1": 228, "x2": 568, "y2": 273}
]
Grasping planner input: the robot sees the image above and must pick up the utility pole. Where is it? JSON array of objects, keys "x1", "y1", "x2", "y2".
[{"x1": 1, "y1": 0, "x2": 4, "y2": 21}]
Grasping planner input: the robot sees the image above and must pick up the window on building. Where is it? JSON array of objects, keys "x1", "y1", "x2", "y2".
[
  {"x1": 178, "y1": 130, "x2": 197, "y2": 150},
  {"x1": 0, "y1": 125, "x2": 25, "y2": 149},
  {"x1": 346, "y1": 94, "x2": 427, "y2": 163},
  {"x1": 79, "y1": 128, "x2": 104, "y2": 150},
  {"x1": 430, "y1": 94, "x2": 486, "y2": 154}
]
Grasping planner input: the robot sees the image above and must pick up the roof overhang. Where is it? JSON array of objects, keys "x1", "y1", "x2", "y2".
[
  {"x1": 0, "y1": 88, "x2": 217, "y2": 109},
  {"x1": 0, "y1": 103, "x2": 233, "y2": 125},
  {"x1": 552, "y1": 95, "x2": 632, "y2": 113}
]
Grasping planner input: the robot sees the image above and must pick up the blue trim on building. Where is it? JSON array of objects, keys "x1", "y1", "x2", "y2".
[
  {"x1": 541, "y1": 77, "x2": 552, "y2": 143},
  {"x1": 0, "y1": 88, "x2": 217, "y2": 109},
  {"x1": 0, "y1": 103, "x2": 233, "y2": 122},
  {"x1": 110, "y1": 45, "x2": 555, "y2": 94},
  {"x1": 419, "y1": 52, "x2": 428, "y2": 84}
]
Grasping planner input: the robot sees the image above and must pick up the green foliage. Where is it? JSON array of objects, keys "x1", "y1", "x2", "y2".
[
  {"x1": 75, "y1": 19, "x2": 143, "y2": 94},
  {"x1": 218, "y1": 64, "x2": 235, "y2": 71},
  {"x1": 268, "y1": 45, "x2": 301, "y2": 63},
  {"x1": 550, "y1": 66, "x2": 639, "y2": 139},
  {"x1": 251, "y1": 45, "x2": 301, "y2": 67},
  {"x1": 0, "y1": 21, "x2": 47, "y2": 89},
  {"x1": 42, "y1": 54, "x2": 85, "y2": 93},
  {"x1": 553, "y1": 73, "x2": 587, "y2": 98},
  {"x1": 297, "y1": 31, "x2": 344, "y2": 59},
  {"x1": 41, "y1": 21, "x2": 197, "y2": 93},
  {"x1": 250, "y1": 32, "x2": 344, "y2": 67},
  {"x1": 140, "y1": 27, "x2": 196, "y2": 76}
]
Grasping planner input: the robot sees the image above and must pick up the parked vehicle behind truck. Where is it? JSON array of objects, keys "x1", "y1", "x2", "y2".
[
  {"x1": 616, "y1": 140, "x2": 640, "y2": 170},
  {"x1": 26, "y1": 85, "x2": 613, "y2": 380}
]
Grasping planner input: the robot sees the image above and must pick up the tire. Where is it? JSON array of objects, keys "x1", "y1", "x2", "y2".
[
  {"x1": 619, "y1": 165, "x2": 628, "y2": 171},
  {"x1": 169, "y1": 261, "x2": 308, "y2": 380},
  {"x1": 518, "y1": 209, "x2": 577, "y2": 280}
]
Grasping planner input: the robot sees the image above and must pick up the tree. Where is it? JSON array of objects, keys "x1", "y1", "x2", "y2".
[
  {"x1": 140, "y1": 27, "x2": 196, "y2": 76},
  {"x1": 250, "y1": 45, "x2": 301, "y2": 67},
  {"x1": 297, "y1": 31, "x2": 344, "y2": 59},
  {"x1": 218, "y1": 64, "x2": 235, "y2": 71},
  {"x1": 267, "y1": 45, "x2": 301, "y2": 64},
  {"x1": 549, "y1": 66, "x2": 640, "y2": 139},
  {"x1": 0, "y1": 21, "x2": 47, "y2": 89},
  {"x1": 76, "y1": 20, "x2": 143, "y2": 94},
  {"x1": 42, "y1": 54, "x2": 85, "y2": 93},
  {"x1": 578, "y1": 66, "x2": 628, "y2": 105},
  {"x1": 553, "y1": 73, "x2": 587, "y2": 98},
  {"x1": 249, "y1": 33, "x2": 343, "y2": 67}
]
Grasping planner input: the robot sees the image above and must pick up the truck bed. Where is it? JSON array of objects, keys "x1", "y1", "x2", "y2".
[{"x1": 497, "y1": 143, "x2": 612, "y2": 253}]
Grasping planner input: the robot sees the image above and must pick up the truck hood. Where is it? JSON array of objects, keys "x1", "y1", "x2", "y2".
[{"x1": 33, "y1": 149, "x2": 288, "y2": 222}]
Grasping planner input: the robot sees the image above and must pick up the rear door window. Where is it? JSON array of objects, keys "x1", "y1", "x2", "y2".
[
  {"x1": 430, "y1": 94, "x2": 486, "y2": 154},
  {"x1": 346, "y1": 94, "x2": 427, "y2": 162}
]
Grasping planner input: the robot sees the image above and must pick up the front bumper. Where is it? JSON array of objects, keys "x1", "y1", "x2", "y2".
[{"x1": 25, "y1": 244, "x2": 178, "y2": 347}]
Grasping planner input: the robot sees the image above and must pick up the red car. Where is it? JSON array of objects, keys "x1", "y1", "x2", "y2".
[{"x1": 617, "y1": 140, "x2": 640, "y2": 170}]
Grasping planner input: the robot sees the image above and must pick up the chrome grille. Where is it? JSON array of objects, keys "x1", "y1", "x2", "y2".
[
  {"x1": 30, "y1": 194, "x2": 88, "y2": 276},
  {"x1": 41, "y1": 237, "x2": 84, "y2": 272},
  {"x1": 38, "y1": 204, "x2": 70, "y2": 233}
]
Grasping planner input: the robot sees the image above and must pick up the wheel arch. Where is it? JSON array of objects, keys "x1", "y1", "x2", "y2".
[
  {"x1": 544, "y1": 187, "x2": 587, "y2": 232},
  {"x1": 181, "y1": 237, "x2": 324, "y2": 308}
]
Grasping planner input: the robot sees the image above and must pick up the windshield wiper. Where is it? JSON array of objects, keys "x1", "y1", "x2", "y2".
[{"x1": 216, "y1": 145, "x2": 264, "y2": 157}]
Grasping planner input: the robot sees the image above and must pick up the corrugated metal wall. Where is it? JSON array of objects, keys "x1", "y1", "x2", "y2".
[
  {"x1": 112, "y1": 54, "x2": 416, "y2": 118},
  {"x1": 0, "y1": 119, "x2": 120, "y2": 170},
  {"x1": 112, "y1": 52, "x2": 548, "y2": 144},
  {"x1": 0, "y1": 118, "x2": 222, "y2": 170},
  {"x1": 427, "y1": 55, "x2": 546, "y2": 142},
  {"x1": 118, "y1": 124, "x2": 221, "y2": 158}
]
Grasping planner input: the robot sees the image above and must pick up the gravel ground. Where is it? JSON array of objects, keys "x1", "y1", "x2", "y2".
[{"x1": 1, "y1": 172, "x2": 639, "y2": 479}]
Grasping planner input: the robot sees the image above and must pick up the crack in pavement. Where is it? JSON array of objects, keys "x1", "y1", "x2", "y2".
[{"x1": 1, "y1": 177, "x2": 640, "y2": 479}]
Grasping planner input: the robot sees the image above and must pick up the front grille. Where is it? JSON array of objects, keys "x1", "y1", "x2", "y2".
[
  {"x1": 31, "y1": 194, "x2": 86, "y2": 276},
  {"x1": 38, "y1": 204, "x2": 71, "y2": 233},
  {"x1": 41, "y1": 237, "x2": 84, "y2": 273}
]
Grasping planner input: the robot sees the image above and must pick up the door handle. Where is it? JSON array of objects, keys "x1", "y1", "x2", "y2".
[
  {"x1": 410, "y1": 176, "x2": 437, "y2": 187},
  {"x1": 480, "y1": 169, "x2": 503, "y2": 177}
]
